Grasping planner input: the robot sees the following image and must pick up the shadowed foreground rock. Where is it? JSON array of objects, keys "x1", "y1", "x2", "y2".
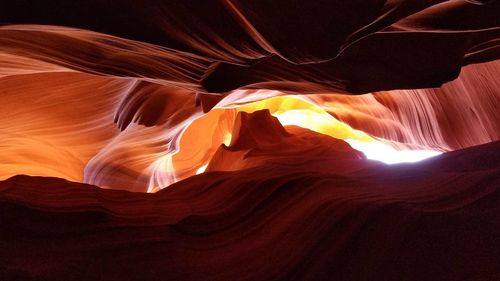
[{"x1": 1, "y1": 135, "x2": 500, "y2": 281}]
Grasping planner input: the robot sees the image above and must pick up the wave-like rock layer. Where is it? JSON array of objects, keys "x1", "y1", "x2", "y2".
[
  {"x1": 2, "y1": 1, "x2": 500, "y2": 93},
  {"x1": 2, "y1": 1, "x2": 500, "y2": 96},
  {"x1": 1, "y1": 2, "x2": 500, "y2": 280},
  {"x1": 1, "y1": 1, "x2": 500, "y2": 191},
  {"x1": 1, "y1": 60, "x2": 500, "y2": 191},
  {"x1": 1, "y1": 112, "x2": 500, "y2": 280}
]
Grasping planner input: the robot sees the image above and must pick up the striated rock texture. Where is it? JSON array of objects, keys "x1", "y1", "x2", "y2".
[
  {"x1": 1, "y1": 1, "x2": 500, "y2": 190},
  {"x1": 1, "y1": 1, "x2": 500, "y2": 92},
  {"x1": 1, "y1": 113, "x2": 500, "y2": 280},
  {"x1": 1, "y1": 61, "x2": 500, "y2": 190},
  {"x1": 1, "y1": 2, "x2": 500, "y2": 280}
]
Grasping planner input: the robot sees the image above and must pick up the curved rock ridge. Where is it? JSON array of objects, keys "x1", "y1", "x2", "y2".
[
  {"x1": 204, "y1": 109, "x2": 367, "y2": 174},
  {"x1": 1, "y1": 2, "x2": 500, "y2": 280},
  {"x1": 1, "y1": 1, "x2": 500, "y2": 92},
  {"x1": 0, "y1": 72, "x2": 203, "y2": 191},
  {"x1": 0, "y1": 2, "x2": 498, "y2": 190},
  {"x1": 303, "y1": 60, "x2": 500, "y2": 151},
  {"x1": 1, "y1": 138, "x2": 500, "y2": 281},
  {"x1": 1, "y1": 60, "x2": 500, "y2": 191}
]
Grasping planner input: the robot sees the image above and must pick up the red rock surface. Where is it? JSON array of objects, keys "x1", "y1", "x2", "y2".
[
  {"x1": 1, "y1": 2, "x2": 500, "y2": 280},
  {"x1": 1, "y1": 1, "x2": 500, "y2": 92},
  {"x1": 1, "y1": 132, "x2": 500, "y2": 280}
]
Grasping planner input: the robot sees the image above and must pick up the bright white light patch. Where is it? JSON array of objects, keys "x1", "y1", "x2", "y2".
[
  {"x1": 196, "y1": 164, "x2": 209, "y2": 175},
  {"x1": 265, "y1": 98, "x2": 443, "y2": 165},
  {"x1": 345, "y1": 139, "x2": 442, "y2": 164}
]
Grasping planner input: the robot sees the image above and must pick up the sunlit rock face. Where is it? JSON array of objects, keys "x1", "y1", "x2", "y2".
[
  {"x1": 1, "y1": 1, "x2": 500, "y2": 280},
  {"x1": 1, "y1": 61, "x2": 499, "y2": 191}
]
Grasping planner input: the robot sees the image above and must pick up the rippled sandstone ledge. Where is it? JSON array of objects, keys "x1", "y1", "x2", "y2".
[{"x1": 1, "y1": 119, "x2": 500, "y2": 280}]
